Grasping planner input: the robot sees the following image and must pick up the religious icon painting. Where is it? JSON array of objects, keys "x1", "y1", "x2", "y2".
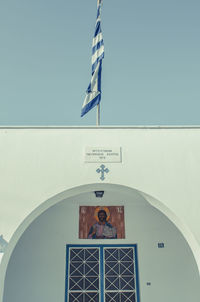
[{"x1": 79, "y1": 206, "x2": 125, "y2": 239}]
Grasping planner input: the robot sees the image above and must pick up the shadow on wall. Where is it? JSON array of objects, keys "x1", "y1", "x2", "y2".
[{"x1": 0, "y1": 183, "x2": 200, "y2": 302}]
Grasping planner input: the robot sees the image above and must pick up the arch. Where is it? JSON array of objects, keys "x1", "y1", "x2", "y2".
[{"x1": 0, "y1": 183, "x2": 200, "y2": 301}]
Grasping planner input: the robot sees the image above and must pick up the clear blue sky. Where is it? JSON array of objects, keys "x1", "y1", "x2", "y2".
[{"x1": 0, "y1": 0, "x2": 199, "y2": 125}]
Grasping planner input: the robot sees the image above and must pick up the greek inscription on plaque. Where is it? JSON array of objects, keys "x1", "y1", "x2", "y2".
[{"x1": 85, "y1": 147, "x2": 122, "y2": 163}]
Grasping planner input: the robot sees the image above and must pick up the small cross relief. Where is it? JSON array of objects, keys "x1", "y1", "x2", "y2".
[{"x1": 96, "y1": 164, "x2": 109, "y2": 181}]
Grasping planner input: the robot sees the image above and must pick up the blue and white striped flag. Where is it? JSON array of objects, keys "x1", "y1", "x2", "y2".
[{"x1": 81, "y1": 0, "x2": 104, "y2": 117}]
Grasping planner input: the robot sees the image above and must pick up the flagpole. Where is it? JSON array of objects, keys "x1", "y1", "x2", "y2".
[
  {"x1": 81, "y1": 0, "x2": 104, "y2": 120},
  {"x1": 97, "y1": 0, "x2": 101, "y2": 126},
  {"x1": 97, "y1": 104, "x2": 100, "y2": 126}
]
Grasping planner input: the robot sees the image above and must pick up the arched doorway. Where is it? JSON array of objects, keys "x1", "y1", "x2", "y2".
[{"x1": 0, "y1": 183, "x2": 200, "y2": 302}]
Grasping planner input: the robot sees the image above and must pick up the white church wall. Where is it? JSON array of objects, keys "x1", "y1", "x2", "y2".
[
  {"x1": 0, "y1": 126, "x2": 200, "y2": 295},
  {"x1": 2, "y1": 189, "x2": 200, "y2": 302},
  {"x1": 0, "y1": 126, "x2": 200, "y2": 244}
]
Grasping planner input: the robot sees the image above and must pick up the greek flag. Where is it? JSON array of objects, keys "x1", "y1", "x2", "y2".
[{"x1": 81, "y1": 0, "x2": 104, "y2": 117}]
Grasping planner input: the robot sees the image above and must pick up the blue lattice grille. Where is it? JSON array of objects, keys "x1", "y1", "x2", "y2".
[
  {"x1": 104, "y1": 248, "x2": 136, "y2": 302},
  {"x1": 68, "y1": 248, "x2": 100, "y2": 301},
  {"x1": 66, "y1": 245, "x2": 139, "y2": 302}
]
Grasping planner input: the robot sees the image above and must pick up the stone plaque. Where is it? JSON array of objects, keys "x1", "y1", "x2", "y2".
[{"x1": 85, "y1": 147, "x2": 122, "y2": 163}]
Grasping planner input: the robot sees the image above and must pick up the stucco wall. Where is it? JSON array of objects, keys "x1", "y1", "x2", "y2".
[
  {"x1": 0, "y1": 126, "x2": 200, "y2": 245},
  {"x1": 2, "y1": 189, "x2": 200, "y2": 302},
  {"x1": 1, "y1": 126, "x2": 200, "y2": 302}
]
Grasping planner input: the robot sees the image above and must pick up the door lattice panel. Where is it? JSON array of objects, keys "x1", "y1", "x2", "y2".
[
  {"x1": 68, "y1": 248, "x2": 100, "y2": 301},
  {"x1": 104, "y1": 248, "x2": 136, "y2": 302},
  {"x1": 66, "y1": 245, "x2": 139, "y2": 302}
]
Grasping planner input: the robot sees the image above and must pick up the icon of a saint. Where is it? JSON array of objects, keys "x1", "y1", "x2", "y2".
[{"x1": 88, "y1": 207, "x2": 117, "y2": 239}]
